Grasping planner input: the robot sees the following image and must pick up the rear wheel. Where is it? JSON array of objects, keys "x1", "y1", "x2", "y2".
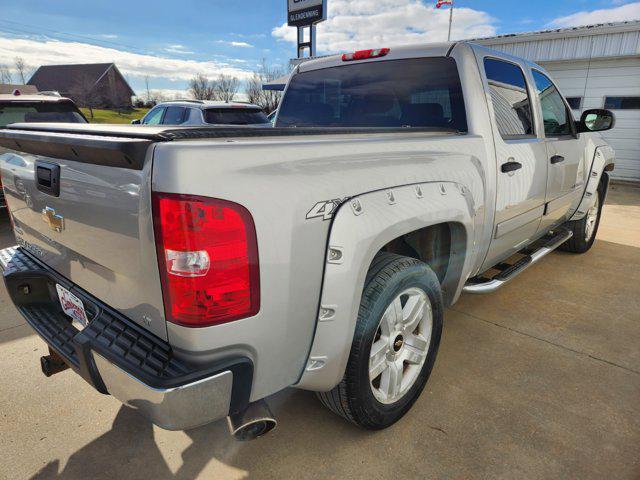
[
  {"x1": 317, "y1": 252, "x2": 443, "y2": 429},
  {"x1": 560, "y1": 182, "x2": 604, "y2": 253}
]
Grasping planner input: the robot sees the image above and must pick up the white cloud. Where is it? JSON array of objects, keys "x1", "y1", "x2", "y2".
[
  {"x1": 164, "y1": 44, "x2": 195, "y2": 54},
  {"x1": 99, "y1": 34, "x2": 119, "y2": 39},
  {"x1": 272, "y1": 0, "x2": 497, "y2": 53},
  {"x1": 134, "y1": 88, "x2": 192, "y2": 101},
  {"x1": 0, "y1": 36, "x2": 253, "y2": 82},
  {"x1": 217, "y1": 40, "x2": 254, "y2": 48},
  {"x1": 548, "y1": 2, "x2": 640, "y2": 28}
]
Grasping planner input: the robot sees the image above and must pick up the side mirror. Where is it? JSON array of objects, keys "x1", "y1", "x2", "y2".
[
  {"x1": 131, "y1": 119, "x2": 141, "y2": 125},
  {"x1": 578, "y1": 109, "x2": 614, "y2": 133}
]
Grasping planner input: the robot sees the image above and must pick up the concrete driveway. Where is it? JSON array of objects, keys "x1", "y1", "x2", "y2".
[{"x1": 1, "y1": 184, "x2": 638, "y2": 480}]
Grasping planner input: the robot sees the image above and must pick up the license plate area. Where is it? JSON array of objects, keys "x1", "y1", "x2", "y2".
[{"x1": 56, "y1": 284, "x2": 89, "y2": 330}]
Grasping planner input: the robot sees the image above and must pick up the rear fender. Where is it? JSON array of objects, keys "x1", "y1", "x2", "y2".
[{"x1": 296, "y1": 182, "x2": 475, "y2": 391}]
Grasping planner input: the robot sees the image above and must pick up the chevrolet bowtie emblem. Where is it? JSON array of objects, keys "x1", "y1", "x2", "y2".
[{"x1": 42, "y1": 207, "x2": 64, "y2": 232}]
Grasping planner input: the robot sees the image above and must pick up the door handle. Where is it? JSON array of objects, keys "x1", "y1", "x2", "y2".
[
  {"x1": 501, "y1": 161, "x2": 522, "y2": 173},
  {"x1": 550, "y1": 155, "x2": 565, "y2": 164}
]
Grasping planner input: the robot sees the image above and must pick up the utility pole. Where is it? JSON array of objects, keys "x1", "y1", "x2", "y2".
[{"x1": 447, "y1": 0, "x2": 454, "y2": 42}]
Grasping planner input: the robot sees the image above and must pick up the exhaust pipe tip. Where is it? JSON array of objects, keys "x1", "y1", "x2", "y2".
[{"x1": 227, "y1": 400, "x2": 277, "y2": 441}]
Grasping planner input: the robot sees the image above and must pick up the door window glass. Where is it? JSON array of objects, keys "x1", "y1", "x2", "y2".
[
  {"x1": 484, "y1": 58, "x2": 534, "y2": 138},
  {"x1": 143, "y1": 107, "x2": 165, "y2": 125},
  {"x1": 532, "y1": 70, "x2": 572, "y2": 136},
  {"x1": 162, "y1": 107, "x2": 187, "y2": 125}
]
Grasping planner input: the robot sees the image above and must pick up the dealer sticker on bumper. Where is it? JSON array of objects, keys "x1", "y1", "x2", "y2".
[{"x1": 56, "y1": 284, "x2": 89, "y2": 330}]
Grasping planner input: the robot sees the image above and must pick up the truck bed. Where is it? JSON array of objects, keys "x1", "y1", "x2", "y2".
[{"x1": 0, "y1": 122, "x2": 489, "y2": 400}]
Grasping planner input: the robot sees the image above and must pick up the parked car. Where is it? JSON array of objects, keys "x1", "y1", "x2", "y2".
[
  {"x1": 0, "y1": 42, "x2": 615, "y2": 440},
  {"x1": 0, "y1": 91, "x2": 87, "y2": 209},
  {"x1": 132, "y1": 100, "x2": 272, "y2": 127}
]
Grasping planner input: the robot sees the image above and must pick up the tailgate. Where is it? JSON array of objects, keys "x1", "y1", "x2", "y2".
[{"x1": 0, "y1": 127, "x2": 168, "y2": 340}]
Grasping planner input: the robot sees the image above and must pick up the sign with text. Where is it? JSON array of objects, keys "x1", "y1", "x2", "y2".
[{"x1": 288, "y1": 0, "x2": 326, "y2": 27}]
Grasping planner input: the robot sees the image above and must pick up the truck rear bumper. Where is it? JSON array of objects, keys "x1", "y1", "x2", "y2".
[{"x1": 0, "y1": 246, "x2": 252, "y2": 430}]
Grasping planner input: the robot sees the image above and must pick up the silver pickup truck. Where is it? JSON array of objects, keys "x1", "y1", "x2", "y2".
[{"x1": 0, "y1": 42, "x2": 615, "y2": 440}]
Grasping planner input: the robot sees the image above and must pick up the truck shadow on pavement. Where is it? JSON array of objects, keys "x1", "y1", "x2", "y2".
[{"x1": 29, "y1": 389, "x2": 368, "y2": 480}]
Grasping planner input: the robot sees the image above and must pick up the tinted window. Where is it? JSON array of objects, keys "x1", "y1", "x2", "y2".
[
  {"x1": 532, "y1": 70, "x2": 572, "y2": 136},
  {"x1": 203, "y1": 108, "x2": 269, "y2": 125},
  {"x1": 484, "y1": 58, "x2": 533, "y2": 138},
  {"x1": 0, "y1": 101, "x2": 86, "y2": 127},
  {"x1": 143, "y1": 107, "x2": 165, "y2": 125},
  {"x1": 566, "y1": 97, "x2": 582, "y2": 110},
  {"x1": 162, "y1": 106, "x2": 187, "y2": 125},
  {"x1": 276, "y1": 57, "x2": 467, "y2": 131},
  {"x1": 604, "y1": 96, "x2": 640, "y2": 110},
  {"x1": 186, "y1": 108, "x2": 202, "y2": 123}
]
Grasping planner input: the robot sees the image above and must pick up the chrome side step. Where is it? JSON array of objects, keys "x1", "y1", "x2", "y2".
[{"x1": 463, "y1": 228, "x2": 573, "y2": 294}]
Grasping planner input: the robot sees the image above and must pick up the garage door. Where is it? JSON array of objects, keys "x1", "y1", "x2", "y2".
[{"x1": 542, "y1": 58, "x2": 640, "y2": 181}]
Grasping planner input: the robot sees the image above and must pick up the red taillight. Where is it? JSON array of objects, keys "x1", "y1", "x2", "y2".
[
  {"x1": 12, "y1": 89, "x2": 21, "y2": 96},
  {"x1": 152, "y1": 192, "x2": 260, "y2": 327},
  {"x1": 342, "y1": 48, "x2": 390, "y2": 62}
]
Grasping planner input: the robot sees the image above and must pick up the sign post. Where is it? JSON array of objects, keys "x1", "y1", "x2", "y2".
[{"x1": 288, "y1": 0, "x2": 326, "y2": 58}]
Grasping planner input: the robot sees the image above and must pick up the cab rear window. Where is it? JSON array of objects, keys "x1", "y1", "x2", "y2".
[
  {"x1": 0, "y1": 101, "x2": 87, "y2": 127},
  {"x1": 203, "y1": 108, "x2": 270, "y2": 125},
  {"x1": 276, "y1": 57, "x2": 467, "y2": 131}
]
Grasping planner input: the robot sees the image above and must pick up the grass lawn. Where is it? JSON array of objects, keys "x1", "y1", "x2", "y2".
[{"x1": 80, "y1": 108, "x2": 149, "y2": 124}]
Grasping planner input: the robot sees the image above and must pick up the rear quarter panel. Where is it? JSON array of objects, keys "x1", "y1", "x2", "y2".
[{"x1": 152, "y1": 132, "x2": 490, "y2": 399}]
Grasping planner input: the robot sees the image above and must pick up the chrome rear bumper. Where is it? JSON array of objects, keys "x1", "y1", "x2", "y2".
[
  {"x1": 1, "y1": 246, "x2": 253, "y2": 431},
  {"x1": 94, "y1": 354, "x2": 234, "y2": 430}
]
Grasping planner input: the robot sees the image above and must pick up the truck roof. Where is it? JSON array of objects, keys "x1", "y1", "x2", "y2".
[
  {"x1": 297, "y1": 42, "x2": 458, "y2": 73},
  {"x1": 295, "y1": 41, "x2": 543, "y2": 74}
]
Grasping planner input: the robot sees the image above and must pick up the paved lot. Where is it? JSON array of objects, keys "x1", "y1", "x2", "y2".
[{"x1": 1, "y1": 184, "x2": 639, "y2": 480}]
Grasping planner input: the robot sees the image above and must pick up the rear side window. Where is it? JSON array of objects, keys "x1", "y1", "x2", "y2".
[
  {"x1": 0, "y1": 101, "x2": 86, "y2": 127},
  {"x1": 276, "y1": 57, "x2": 467, "y2": 131},
  {"x1": 203, "y1": 108, "x2": 270, "y2": 125},
  {"x1": 484, "y1": 58, "x2": 534, "y2": 138},
  {"x1": 162, "y1": 106, "x2": 187, "y2": 125},
  {"x1": 532, "y1": 70, "x2": 572, "y2": 136}
]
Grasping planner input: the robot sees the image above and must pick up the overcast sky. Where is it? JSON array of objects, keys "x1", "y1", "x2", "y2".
[{"x1": 1, "y1": 0, "x2": 639, "y2": 98}]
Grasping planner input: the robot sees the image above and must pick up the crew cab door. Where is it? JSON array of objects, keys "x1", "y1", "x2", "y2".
[
  {"x1": 530, "y1": 69, "x2": 587, "y2": 231},
  {"x1": 478, "y1": 56, "x2": 548, "y2": 270}
]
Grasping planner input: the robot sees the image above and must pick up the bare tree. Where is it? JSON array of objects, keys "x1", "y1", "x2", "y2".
[
  {"x1": 14, "y1": 57, "x2": 30, "y2": 84},
  {"x1": 215, "y1": 73, "x2": 239, "y2": 102},
  {"x1": 189, "y1": 73, "x2": 216, "y2": 100},
  {"x1": 0, "y1": 64, "x2": 12, "y2": 84},
  {"x1": 245, "y1": 72, "x2": 263, "y2": 106},
  {"x1": 244, "y1": 60, "x2": 284, "y2": 112},
  {"x1": 71, "y1": 74, "x2": 99, "y2": 119}
]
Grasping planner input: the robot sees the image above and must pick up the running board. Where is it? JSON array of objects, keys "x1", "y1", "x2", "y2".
[{"x1": 463, "y1": 228, "x2": 573, "y2": 294}]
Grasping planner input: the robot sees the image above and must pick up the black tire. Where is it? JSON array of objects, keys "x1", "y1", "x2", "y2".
[
  {"x1": 317, "y1": 252, "x2": 443, "y2": 429},
  {"x1": 560, "y1": 181, "x2": 605, "y2": 253}
]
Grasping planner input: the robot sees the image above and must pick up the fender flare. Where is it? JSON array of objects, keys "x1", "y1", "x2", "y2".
[
  {"x1": 571, "y1": 145, "x2": 615, "y2": 221},
  {"x1": 296, "y1": 181, "x2": 476, "y2": 391}
]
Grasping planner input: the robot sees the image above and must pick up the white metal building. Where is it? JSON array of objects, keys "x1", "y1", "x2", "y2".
[{"x1": 476, "y1": 21, "x2": 640, "y2": 181}]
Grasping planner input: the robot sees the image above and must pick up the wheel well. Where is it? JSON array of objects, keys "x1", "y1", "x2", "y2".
[{"x1": 379, "y1": 223, "x2": 454, "y2": 284}]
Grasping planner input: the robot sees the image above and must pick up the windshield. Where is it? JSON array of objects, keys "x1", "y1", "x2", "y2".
[
  {"x1": 0, "y1": 101, "x2": 87, "y2": 127},
  {"x1": 203, "y1": 108, "x2": 270, "y2": 125},
  {"x1": 276, "y1": 57, "x2": 467, "y2": 131}
]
